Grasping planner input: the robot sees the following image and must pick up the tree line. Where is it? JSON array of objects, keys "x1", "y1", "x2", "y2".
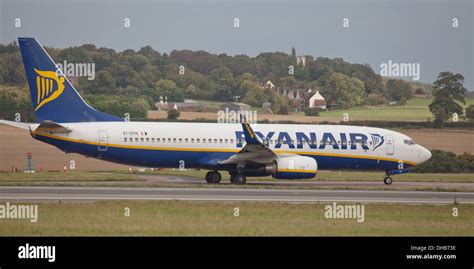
[{"x1": 0, "y1": 42, "x2": 423, "y2": 119}]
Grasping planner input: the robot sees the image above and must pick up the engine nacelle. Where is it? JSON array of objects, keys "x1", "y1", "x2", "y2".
[{"x1": 272, "y1": 155, "x2": 317, "y2": 179}]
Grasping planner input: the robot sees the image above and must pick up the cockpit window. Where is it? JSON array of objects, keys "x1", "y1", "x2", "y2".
[{"x1": 404, "y1": 139, "x2": 415, "y2": 145}]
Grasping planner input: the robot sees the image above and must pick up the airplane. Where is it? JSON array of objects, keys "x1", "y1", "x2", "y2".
[{"x1": 0, "y1": 37, "x2": 432, "y2": 185}]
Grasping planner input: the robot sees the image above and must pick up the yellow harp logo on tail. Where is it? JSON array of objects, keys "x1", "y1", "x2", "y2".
[{"x1": 34, "y1": 68, "x2": 65, "y2": 111}]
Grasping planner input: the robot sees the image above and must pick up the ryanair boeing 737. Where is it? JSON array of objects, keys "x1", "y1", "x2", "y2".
[{"x1": 0, "y1": 38, "x2": 432, "y2": 185}]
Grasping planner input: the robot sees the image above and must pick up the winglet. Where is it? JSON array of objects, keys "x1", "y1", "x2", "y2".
[{"x1": 240, "y1": 115, "x2": 261, "y2": 145}]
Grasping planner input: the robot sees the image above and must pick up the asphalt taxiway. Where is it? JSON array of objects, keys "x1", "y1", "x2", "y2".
[{"x1": 0, "y1": 186, "x2": 473, "y2": 204}]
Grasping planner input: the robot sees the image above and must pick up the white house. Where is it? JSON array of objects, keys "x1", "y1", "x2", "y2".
[
  {"x1": 264, "y1": 80, "x2": 276, "y2": 89},
  {"x1": 308, "y1": 90, "x2": 327, "y2": 109}
]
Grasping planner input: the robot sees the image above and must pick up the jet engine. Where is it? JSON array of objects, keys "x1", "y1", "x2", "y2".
[{"x1": 272, "y1": 155, "x2": 317, "y2": 179}]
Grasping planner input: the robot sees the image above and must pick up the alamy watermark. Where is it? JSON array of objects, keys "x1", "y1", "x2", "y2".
[
  {"x1": 0, "y1": 202, "x2": 38, "y2": 223},
  {"x1": 18, "y1": 243, "x2": 55, "y2": 262},
  {"x1": 324, "y1": 202, "x2": 365, "y2": 223},
  {"x1": 380, "y1": 60, "x2": 420, "y2": 81},
  {"x1": 217, "y1": 108, "x2": 258, "y2": 124},
  {"x1": 56, "y1": 60, "x2": 95, "y2": 80}
]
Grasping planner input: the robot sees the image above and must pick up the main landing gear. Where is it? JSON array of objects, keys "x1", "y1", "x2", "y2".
[
  {"x1": 205, "y1": 171, "x2": 221, "y2": 184},
  {"x1": 230, "y1": 173, "x2": 247, "y2": 185},
  {"x1": 204, "y1": 170, "x2": 247, "y2": 185}
]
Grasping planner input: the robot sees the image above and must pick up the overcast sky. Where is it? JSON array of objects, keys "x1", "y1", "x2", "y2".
[{"x1": 1, "y1": 0, "x2": 473, "y2": 89}]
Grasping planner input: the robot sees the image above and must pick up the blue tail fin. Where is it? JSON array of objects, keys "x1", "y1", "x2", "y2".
[{"x1": 18, "y1": 37, "x2": 123, "y2": 123}]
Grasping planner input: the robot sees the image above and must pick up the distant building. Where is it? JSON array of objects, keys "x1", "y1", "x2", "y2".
[
  {"x1": 156, "y1": 99, "x2": 202, "y2": 111},
  {"x1": 264, "y1": 80, "x2": 276, "y2": 89},
  {"x1": 307, "y1": 90, "x2": 327, "y2": 110},
  {"x1": 277, "y1": 87, "x2": 305, "y2": 101},
  {"x1": 220, "y1": 102, "x2": 251, "y2": 112},
  {"x1": 296, "y1": 56, "x2": 306, "y2": 66}
]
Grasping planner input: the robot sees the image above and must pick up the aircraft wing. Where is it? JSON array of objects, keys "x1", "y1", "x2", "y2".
[
  {"x1": 0, "y1": 120, "x2": 30, "y2": 130},
  {"x1": 219, "y1": 117, "x2": 277, "y2": 165}
]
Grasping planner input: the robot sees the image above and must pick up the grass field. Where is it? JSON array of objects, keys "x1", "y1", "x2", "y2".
[
  {"x1": 151, "y1": 97, "x2": 474, "y2": 122},
  {"x1": 1, "y1": 170, "x2": 472, "y2": 184},
  {"x1": 0, "y1": 171, "x2": 472, "y2": 193},
  {"x1": 143, "y1": 169, "x2": 474, "y2": 183},
  {"x1": 317, "y1": 97, "x2": 474, "y2": 121},
  {"x1": 0, "y1": 201, "x2": 472, "y2": 236},
  {"x1": 0, "y1": 171, "x2": 142, "y2": 183}
]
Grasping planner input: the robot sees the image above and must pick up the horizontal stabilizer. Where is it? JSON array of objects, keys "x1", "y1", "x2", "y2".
[
  {"x1": 35, "y1": 120, "x2": 72, "y2": 133},
  {"x1": 0, "y1": 120, "x2": 30, "y2": 130}
]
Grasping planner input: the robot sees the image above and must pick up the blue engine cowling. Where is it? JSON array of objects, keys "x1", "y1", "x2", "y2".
[{"x1": 272, "y1": 155, "x2": 317, "y2": 179}]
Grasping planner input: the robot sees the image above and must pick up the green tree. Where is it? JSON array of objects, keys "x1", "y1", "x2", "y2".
[
  {"x1": 279, "y1": 76, "x2": 297, "y2": 87},
  {"x1": 79, "y1": 70, "x2": 116, "y2": 94},
  {"x1": 465, "y1": 105, "x2": 474, "y2": 121},
  {"x1": 154, "y1": 79, "x2": 184, "y2": 102},
  {"x1": 429, "y1": 72, "x2": 467, "y2": 124},
  {"x1": 240, "y1": 72, "x2": 257, "y2": 82},
  {"x1": 242, "y1": 81, "x2": 267, "y2": 107},
  {"x1": 386, "y1": 79, "x2": 413, "y2": 103},
  {"x1": 57, "y1": 47, "x2": 92, "y2": 63},
  {"x1": 365, "y1": 92, "x2": 388, "y2": 106},
  {"x1": 167, "y1": 109, "x2": 180, "y2": 120},
  {"x1": 319, "y1": 72, "x2": 365, "y2": 109},
  {"x1": 271, "y1": 94, "x2": 290, "y2": 115}
]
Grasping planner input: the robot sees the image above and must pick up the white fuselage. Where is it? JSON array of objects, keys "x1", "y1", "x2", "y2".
[{"x1": 30, "y1": 121, "x2": 432, "y2": 172}]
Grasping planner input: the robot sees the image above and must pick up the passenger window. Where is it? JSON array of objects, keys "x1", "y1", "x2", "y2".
[
  {"x1": 157, "y1": 138, "x2": 160, "y2": 142},
  {"x1": 168, "y1": 138, "x2": 171, "y2": 143},
  {"x1": 225, "y1": 139, "x2": 228, "y2": 143},
  {"x1": 151, "y1": 138, "x2": 155, "y2": 142},
  {"x1": 179, "y1": 138, "x2": 182, "y2": 143},
  {"x1": 140, "y1": 138, "x2": 144, "y2": 142},
  {"x1": 214, "y1": 139, "x2": 217, "y2": 143},
  {"x1": 197, "y1": 139, "x2": 200, "y2": 143},
  {"x1": 173, "y1": 138, "x2": 176, "y2": 142},
  {"x1": 124, "y1": 137, "x2": 127, "y2": 142},
  {"x1": 185, "y1": 138, "x2": 188, "y2": 143},
  {"x1": 135, "y1": 137, "x2": 138, "y2": 142},
  {"x1": 191, "y1": 138, "x2": 194, "y2": 143},
  {"x1": 146, "y1": 138, "x2": 149, "y2": 142}
]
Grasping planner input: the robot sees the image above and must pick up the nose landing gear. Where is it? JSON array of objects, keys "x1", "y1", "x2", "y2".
[{"x1": 383, "y1": 176, "x2": 393, "y2": 185}]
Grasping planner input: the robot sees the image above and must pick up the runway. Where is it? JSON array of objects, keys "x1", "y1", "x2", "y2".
[
  {"x1": 139, "y1": 174, "x2": 474, "y2": 189},
  {"x1": 0, "y1": 186, "x2": 473, "y2": 204}
]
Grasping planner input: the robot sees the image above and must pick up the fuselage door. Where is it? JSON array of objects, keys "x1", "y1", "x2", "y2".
[
  {"x1": 98, "y1": 130, "x2": 108, "y2": 151},
  {"x1": 386, "y1": 135, "x2": 394, "y2": 155}
]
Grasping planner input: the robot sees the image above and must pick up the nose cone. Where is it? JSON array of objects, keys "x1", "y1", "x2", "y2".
[{"x1": 419, "y1": 146, "x2": 432, "y2": 164}]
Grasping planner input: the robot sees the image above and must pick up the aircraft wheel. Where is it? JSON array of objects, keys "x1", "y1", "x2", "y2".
[
  {"x1": 383, "y1": 176, "x2": 393, "y2": 185},
  {"x1": 205, "y1": 171, "x2": 221, "y2": 184},
  {"x1": 230, "y1": 173, "x2": 246, "y2": 185}
]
